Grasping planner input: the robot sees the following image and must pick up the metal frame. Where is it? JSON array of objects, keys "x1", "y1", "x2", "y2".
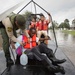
[{"x1": 17, "y1": 0, "x2": 58, "y2": 54}]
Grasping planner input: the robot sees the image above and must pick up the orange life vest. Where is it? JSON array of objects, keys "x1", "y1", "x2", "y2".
[
  {"x1": 23, "y1": 34, "x2": 36, "y2": 49},
  {"x1": 37, "y1": 20, "x2": 48, "y2": 30},
  {"x1": 30, "y1": 22, "x2": 37, "y2": 28}
]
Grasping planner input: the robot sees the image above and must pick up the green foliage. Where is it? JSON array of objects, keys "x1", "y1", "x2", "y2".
[
  {"x1": 23, "y1": 10, "x2": 33, "y2": 20},
  {"x1": 22, "y1": 11, "x2": 33, "y2": 29},
  {"x1": 50, "y1": 20, "x2": 59, "y2": 29},
  {"x1": 59, "y1": 19, "x2": 70, "y2": 29},
  {"x1": 62, "y1": 30, "x2": 75, "y2": 35}
]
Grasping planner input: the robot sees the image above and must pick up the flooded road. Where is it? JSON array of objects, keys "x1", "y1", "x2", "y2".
[{"x1": 48, "y1": 30, "x2": 75, "y2": 66}]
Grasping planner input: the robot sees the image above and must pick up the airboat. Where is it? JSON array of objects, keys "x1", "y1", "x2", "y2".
[{"x1": 0, "y1": 0, "x2": 75, "y2": 75}]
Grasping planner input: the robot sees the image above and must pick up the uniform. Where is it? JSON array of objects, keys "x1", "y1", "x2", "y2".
[{"x1": 0, "y1": 14, "x2": 29, "y2": 67}]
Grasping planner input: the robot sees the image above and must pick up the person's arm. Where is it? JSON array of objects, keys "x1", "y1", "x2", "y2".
[
  {"x1": 2, "y1": 18, "x2": 22, "y2": 45},
  {"x1": 23, "y1": 29, "x2": 30, "y2": 37},
  {"x1": 22, "y1": 29, "x2": 30, "y2": 43},
  {"x1": 39, "y1": 37, "x2": 49, "y2": 41},
  {"x1": 29, "y1": 22, "x2": 31, "y2": 29},
  {"x1": 47, "y1": 13, "x2": 51, "y2": 24},
  {"x1": 36, "y1": 36, "x2": 50, "y2": 42}
]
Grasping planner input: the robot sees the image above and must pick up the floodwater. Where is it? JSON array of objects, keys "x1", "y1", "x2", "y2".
[
  {"x1": 48, "y1": 30, "x2": 75, "y2": 46},
  {"x1": 48, "y1": 30, "x2": 75, "y2": 66}
]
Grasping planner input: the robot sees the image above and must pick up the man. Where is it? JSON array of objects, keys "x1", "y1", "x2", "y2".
[
  {"x1": 16, "y1": 27, "x2": 66, "y2": 74},
  {"x1": 29, "y1": 17, "x2": 37, "y2": 29},
  {"x1": 36, "y1": 13, "x2": 51, "y2": 44},
  {"x1": 36, "y1": 13, "x2": 50, "y2": 37},
  {"x1": 0, "y1": 14, "x2": 30, "y2": 67}
]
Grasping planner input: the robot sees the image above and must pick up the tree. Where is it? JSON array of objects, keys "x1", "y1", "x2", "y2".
[
  {"x1": 72, "y1": 19, "x2": 75, "y2": 28},
  {"x1": 64, "y1": 19, "x2": 69, "y2": 23},
  {"x1": 64, "y1": 19, "x2": 70, "y2": 29},
  {"x1": 50, "y1": 20, "x2": 59, "y2": 29},
  {"x1": 23, "y1": 11, "x2": 33, "y2": 20},
  {"x1": 59, "y1": 22, "x2": 65, "y2": 29},
  {"x1": 59, "y1": 19, "x2": 70, "y2": 29},
  {"x1": 23, "y1": 11, "x2": 33, "y2": 29}
]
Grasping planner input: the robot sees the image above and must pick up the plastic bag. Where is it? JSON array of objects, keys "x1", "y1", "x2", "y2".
[{"x1": 16, "y1": 46, "x2": 22, "y2": 56}]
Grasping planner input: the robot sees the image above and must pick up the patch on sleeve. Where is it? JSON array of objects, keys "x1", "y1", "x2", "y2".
[{"x1": 7, "y1": 27, "x2": 13, "y2": 32}]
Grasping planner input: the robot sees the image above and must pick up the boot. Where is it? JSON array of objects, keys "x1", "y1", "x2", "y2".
[
  {"x1": 50, "y1": 57, "x2": 66, "y2": 64},
  {"x1": 47, "y1": 50, "x2": 66, "y2": 64},
  {"x1": 41, "y1": 58, "x2": 65, "y2": 74},
  {"x1": 42, "y1": 58, "x2": 65, "y2": 74},
  {"x1": 39, "y1": 43, "x2": 66, "y2": 64},
  {"x1": 47, "y1": 65, "x2": 65, "y2": 74},
  {"x1": 6, "y1": 58, "x2": 14, "y2": 67}
]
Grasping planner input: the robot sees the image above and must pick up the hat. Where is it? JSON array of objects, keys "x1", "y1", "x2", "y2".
[
  {"x1": 40, "y1": 13, "x2": 44, "y2": 17},
  {"x1": 16, "y1": 15, "x2": 26, "y2": 29}
]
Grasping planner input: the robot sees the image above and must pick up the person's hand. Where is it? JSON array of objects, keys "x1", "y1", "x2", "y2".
[
  {"x1": 27, "y1": 37, "x2": 30, "y2": 43},
  {"x1": 11, "y1": 42, "x2": 16, "y2": 49},
  {"x1": 45, "y1": 36, "x2": 51, "y2": 40},
  {"x1": 20, "y1": 42, "x2": 26, "y2": 46},
  {"x1": 45, "y1": 36, "x2": 49, "y2": 40},
  {"x1": 47, "y1": 36, "x2": 51, "y2": 40}
]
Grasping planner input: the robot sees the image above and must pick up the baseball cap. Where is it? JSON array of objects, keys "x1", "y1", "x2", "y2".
[{"x1": 16, "y1": 15, "x2": 26, "y2": 29}]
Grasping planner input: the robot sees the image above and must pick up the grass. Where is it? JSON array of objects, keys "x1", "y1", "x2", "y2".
[{"x1": 62, "y1": 30, "x2": 75, "y2": 36}]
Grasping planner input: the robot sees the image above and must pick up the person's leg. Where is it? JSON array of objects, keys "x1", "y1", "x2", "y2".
[
  {"x1": 43, "y1": 31, "x2": 48, "y2": 44},
  {"x1": 0, "y1": 28, "x2": 14, "y2": 67},
  {"x1": 15, "y1": 55, "x2": 20, "y2": 64},
  {"x1": 38, "y1": 43, "x2": 66, "y2": 64},
  {"x1": 37, "y1": 31, "x2": 42, "y2": 45},
  {"x1": 31, "y1": 47, "x2": 65, "y2": 74}
]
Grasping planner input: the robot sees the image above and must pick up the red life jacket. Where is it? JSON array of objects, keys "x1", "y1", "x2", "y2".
[
  {"x1": 30, "y1": 22, "x2": 37, "y2": 28},
  {"x1": 23, "y1": 34, "x2": 36, "y2": 49},
  {"x1": 37, "y1": 20, "x2": 48, "y2": 30}
]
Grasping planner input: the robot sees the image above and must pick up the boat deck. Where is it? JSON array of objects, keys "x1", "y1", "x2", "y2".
[{"x1": 0, "y1": 41, "x2": 75, "y2": 75}]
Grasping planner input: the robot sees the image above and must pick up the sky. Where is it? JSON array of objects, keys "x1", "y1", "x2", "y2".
[{"x1": 0, "y1": 0, "x2": 75, "y2": 25}]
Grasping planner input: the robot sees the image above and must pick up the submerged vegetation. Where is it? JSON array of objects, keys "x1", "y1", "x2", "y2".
[{"x1": 62, "y1": 30, "x2": 75, "y2": 36}]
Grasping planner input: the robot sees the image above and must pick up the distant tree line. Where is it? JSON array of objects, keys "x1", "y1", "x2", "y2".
[{"x1": 50, "y1": 18, "x2": 75, "y2": 30}]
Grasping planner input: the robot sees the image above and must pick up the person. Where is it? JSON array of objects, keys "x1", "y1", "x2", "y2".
[
  {"x1": 36, "y1": 13, "x2": 51, "y2": 44},
  {"x1": 16, "y1": 27, "x2": 66, "y2": 74},
  {"x1": 29, "y1": 17, "x2": 37, "y2": 29},
  {"x1": 0, "y1": 14, "x2": 30, "y2": 67}
]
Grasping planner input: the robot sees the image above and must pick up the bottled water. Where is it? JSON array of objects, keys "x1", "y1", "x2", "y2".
[{"x1": 20, "y1": 53, "x2": 28, "y2": 66}]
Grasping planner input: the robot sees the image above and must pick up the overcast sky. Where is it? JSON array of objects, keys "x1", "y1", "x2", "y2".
[{"x1": 0, "y1": 0, "x2": 75, "y2": 25}]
